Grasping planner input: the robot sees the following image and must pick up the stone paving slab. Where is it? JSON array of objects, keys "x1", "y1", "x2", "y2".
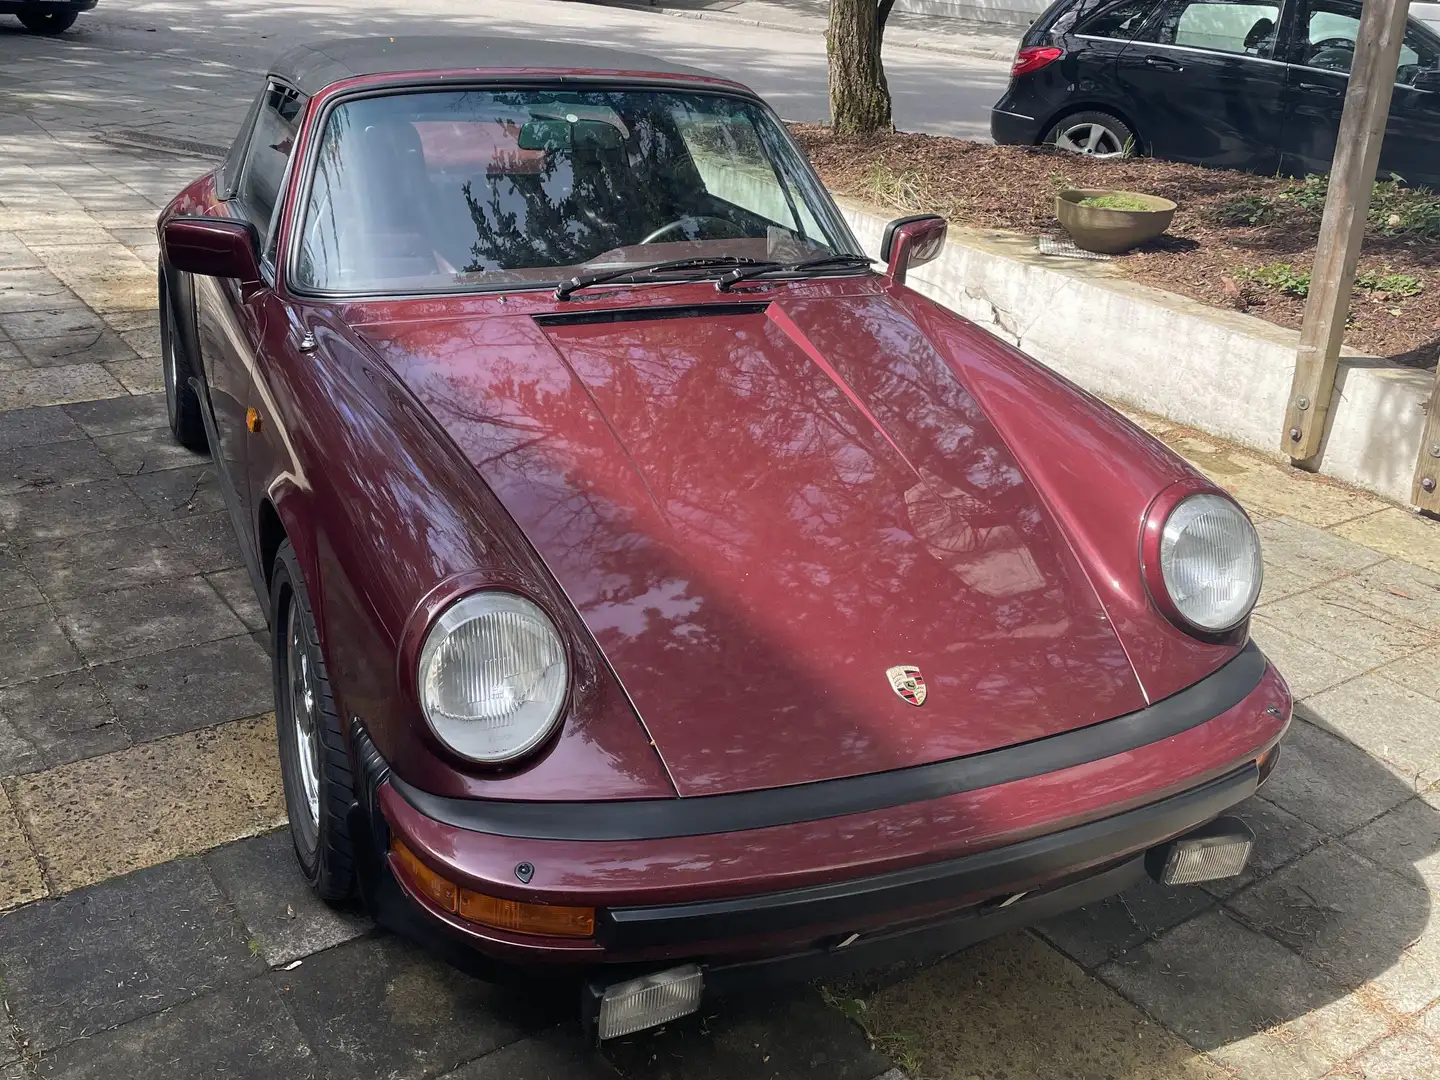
[
  {"x1": 6, "y1": 716, "x2": 285, "y2": 894},
  {"x1": 204, "y1": 830, "x2": 369, "y2": 968},
  {"x1": 0, "y1": 857, "x2": 264, "y2": 1051}
]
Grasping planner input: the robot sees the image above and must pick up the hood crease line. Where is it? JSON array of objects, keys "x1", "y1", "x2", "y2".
[{"x1": 766, "y1": 302, "x2": 924, "y2": 482}]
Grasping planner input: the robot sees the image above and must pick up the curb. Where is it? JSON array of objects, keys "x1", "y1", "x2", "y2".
[{"x1": 576, "y1": 0, "x2": 1018, "y2": 61}]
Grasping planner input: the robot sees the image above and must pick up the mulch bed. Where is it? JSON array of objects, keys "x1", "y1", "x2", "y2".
[{"x1": 791, "y1": 125, "x2": 1440, "y2": 368}]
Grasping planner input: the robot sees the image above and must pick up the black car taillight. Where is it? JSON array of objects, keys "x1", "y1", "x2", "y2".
[{"x1": 1011, "y1": 45, "x2": 1064, "y2": 76}]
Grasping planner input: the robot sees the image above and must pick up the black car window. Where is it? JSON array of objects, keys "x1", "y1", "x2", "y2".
[
  {"x1": 1147, "y1": 0, "x2": 1281, "y2": 56},
  {"x1": 237, "y1": 82, "x2": 306, "y2": 244},
  {"x1": 1297, "y1": 0, "x2": 1437, "y2": 84},
  {"x1": 1075, "y1": 0, "x2": 1160, "y2": 39}
]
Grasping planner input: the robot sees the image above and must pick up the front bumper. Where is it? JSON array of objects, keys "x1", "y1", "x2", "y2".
[{"x1": 353, "y1": 643, "x2": 1289, "y2": 980}]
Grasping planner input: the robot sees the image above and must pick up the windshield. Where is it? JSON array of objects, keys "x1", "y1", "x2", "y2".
[{"x1": 293, "y1": 87, "x2": 861, "y2": 294}]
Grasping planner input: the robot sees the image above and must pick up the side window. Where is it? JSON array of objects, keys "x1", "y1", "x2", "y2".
[
  {"x1": 1076, "y1": 0, "x2": 1161, "y2": 40},
  {"x1": 1300, "y1": 1, "x2": 1433, "y2": 81},
  {"x1": 1148, "y1": 0, "x2": 1281, "y2": 56},
  {"x1": 237, "y1": 82, "x2": 305, "y2": 244}
]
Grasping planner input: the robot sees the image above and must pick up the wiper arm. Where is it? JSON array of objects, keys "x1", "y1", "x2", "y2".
[
  {"x1": 555, "y1": 257, "x2": 771, "y2": 300},
  {"x1": 714, "y1": 253, "x2": 875, "y2": 292}
]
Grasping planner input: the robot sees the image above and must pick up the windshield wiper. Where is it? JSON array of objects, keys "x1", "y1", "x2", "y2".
[
  {"x1": 714, "y1": 253, "x2": 875, "y2": 292},
  {"x1": 555, "y1": 257, "x2": 769, "y2": 300}
]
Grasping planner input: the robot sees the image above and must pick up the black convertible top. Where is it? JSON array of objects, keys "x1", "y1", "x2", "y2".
[{"x1": 268, "y1": 36, "x2": 730, "y2": 97}]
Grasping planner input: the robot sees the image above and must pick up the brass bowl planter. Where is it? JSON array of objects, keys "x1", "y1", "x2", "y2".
[{"x1": 1056, "y1": 188, "x2": 1176, "y2": 255}]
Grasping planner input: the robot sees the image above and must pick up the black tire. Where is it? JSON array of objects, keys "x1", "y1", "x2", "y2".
[
  {"x1": 1044, "y1": 110, "x2": 1138, "y2": 159},
  {"x1": 18, "y1": 8, "x2": 79, "y2": 33},
  {"x1": 272, "y1": 541, "x2": 357, "y2": 902},
  {"x1": 159, "y1": 269, "x2": 208, "y2": 453}
]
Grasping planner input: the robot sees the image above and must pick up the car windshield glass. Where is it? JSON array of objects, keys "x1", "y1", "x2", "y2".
[{"x1": 294, "y1": 88, "x2": 859, "y2": 294}]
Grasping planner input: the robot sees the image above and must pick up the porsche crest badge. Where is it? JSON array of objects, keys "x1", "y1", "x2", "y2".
[{"x1": 885, "y1": 665, "x2": 926, "y2": 706}]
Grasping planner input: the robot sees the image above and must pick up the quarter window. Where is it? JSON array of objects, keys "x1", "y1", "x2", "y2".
[
  {"x1": 1148, "y1": 0, "x2": 1281, "y2": 56},
  {"x1": 1076, "y1": 0, "x2": 1159, "y2": 40},
  {"x1": 237, "y1": 82, "x2": 306, "y2": 243}
]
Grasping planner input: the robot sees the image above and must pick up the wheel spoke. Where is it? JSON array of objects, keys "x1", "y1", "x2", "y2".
[
  {"x1": 1084, "y1": 126, "x2": 1104, "y2": 152},
  {"x1": 287, "y1": 602, "x2": 322, "y2": 829}
]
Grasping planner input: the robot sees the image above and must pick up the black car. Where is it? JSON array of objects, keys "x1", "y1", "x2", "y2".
[
  {"x1": 1, "y1": 0, "x2": 95, "y2": 33},
  {"x1": 991, "y1": 0, "x2": 1440, "y2": 184}
]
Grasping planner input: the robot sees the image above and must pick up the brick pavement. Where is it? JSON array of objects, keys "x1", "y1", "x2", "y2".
[{"x1": 2, "y1": 6, "x2": 1440, "y2": 1078}]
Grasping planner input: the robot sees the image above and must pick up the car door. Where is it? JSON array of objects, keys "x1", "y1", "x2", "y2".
[
  {"x1": 1278, "y1": 0, "x2": 1440, "y2": 186},
  {"x1": 195, "y1": 79, "x2": 305, "y2": 554},
  {"x1": 1114, "y1": 0, "x2": 1289, "y2": 170}
]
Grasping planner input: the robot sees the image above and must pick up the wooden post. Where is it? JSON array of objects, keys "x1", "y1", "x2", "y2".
[
  {"x1": 1282, "y1": 0, "x2": 1411, "y2": 464},
  {"x1": 1413, "y1": 366, "x2": 1440, "y2": 514}
]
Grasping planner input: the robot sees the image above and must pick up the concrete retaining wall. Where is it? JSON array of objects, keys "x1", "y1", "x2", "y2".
[
  {"x1": 893, "y1": 0, "x2": 1043, "y2": 27},
  {"x1": 836, "y1": 198, "x2": 1433, "y2": 506}
]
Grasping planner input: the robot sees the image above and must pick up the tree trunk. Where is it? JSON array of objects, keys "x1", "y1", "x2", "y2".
[{"x1": 827, "y1": 0, "x2": 892, "y2": 136}]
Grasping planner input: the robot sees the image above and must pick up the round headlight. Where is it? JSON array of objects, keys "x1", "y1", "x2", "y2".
[
  {"x1": 1158, "y1": 494, "x2": 1263, "y2": 632},
  {"x1": 417, "y1": 592, "x2": 568, "y2": 763}
]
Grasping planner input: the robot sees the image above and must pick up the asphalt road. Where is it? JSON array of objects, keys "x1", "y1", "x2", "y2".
[{"x1": 1, "y1": 0, "x2": 1011, "y2": 140}]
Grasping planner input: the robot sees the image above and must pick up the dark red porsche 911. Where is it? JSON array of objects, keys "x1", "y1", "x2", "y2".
[{"x1": 157, "y1": 36, "x2": 1290, "y2": 1038}]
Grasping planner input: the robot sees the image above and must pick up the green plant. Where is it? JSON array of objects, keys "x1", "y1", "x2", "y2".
[
  {"x1": 1078, "y1": 193, "x2": 1154, "y2": 211},
  {"x1": 1207, "y1": 192, "x2": 1273, "y2": 226},
  {"x1": 1209, "y1": 175, "x2": 1440, "y2": 240},
  {"x1": 1354, "y1": 268, "x2": 1423, "y2": 296},
  {"x1": 1368, "y1": 178, "x2": 1440, "y2": 239},
  {"x1": 1240, "y1": 262, "x2": 1311, "y2": 298}
]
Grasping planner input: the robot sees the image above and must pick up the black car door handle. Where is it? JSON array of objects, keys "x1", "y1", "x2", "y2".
[
  {"x1": 1145, "y1": 55, "x2": 1185, "y2": 70},
  {"x1": 1298, "y1": 81, "x2": 1343, "y2": 96}
]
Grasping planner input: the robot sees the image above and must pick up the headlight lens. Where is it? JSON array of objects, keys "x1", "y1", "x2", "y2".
[
  {"x1": 417, "y1": 592, "x2": 568, "y2": 763},
  {"x1": 1159, "y1": 494, "x2": 1263, "y2": 632}
]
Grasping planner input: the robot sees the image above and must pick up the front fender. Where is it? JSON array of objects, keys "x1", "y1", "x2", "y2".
[{"x1": 253, "y1": 308, "x2": 674, "y2": 804}]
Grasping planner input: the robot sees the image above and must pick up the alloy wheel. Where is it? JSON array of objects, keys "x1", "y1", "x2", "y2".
[
  {"x1": 1053, "y1": 122, "x2": 1126, "y2": 158},
  {"x1": 162, "y1": 297, "x2": 179, "y2": 429},
  {"x1": 287, "y1": 600, "x2": 322, "y2": 831}
]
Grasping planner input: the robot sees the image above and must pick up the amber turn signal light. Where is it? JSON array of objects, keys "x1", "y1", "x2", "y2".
[{"x1": 390, "y1": 839, "x2": 595, "y2": 938}]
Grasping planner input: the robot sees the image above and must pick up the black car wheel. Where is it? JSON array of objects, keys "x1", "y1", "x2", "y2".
[
  {"x1": 1046, "y1": 111, "x2": 1136, "y2": 159},
  {"x1": 159, "y1": 270, "x2": 209, "y2": 453},
  {"x1": 17, "y1": 7, "x2": 79, "y2": 33},
  {"x1": 272, "y1": 541, "x2": 357, "y2": 902}
]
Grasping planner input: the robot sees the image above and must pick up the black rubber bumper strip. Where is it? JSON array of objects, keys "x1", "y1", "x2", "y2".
[
  {"x1": 388, "y1": 642, "x2": 1269, "y2": 842},
  {"x1": 597, "y1": 763, "x2": 1257, "y2": 948}
]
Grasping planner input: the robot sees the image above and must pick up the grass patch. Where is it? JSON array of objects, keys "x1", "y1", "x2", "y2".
[
  {"x1": 1239, "y1": 262, "x2": 1425, "y2": 301},
  {"x1": 1354, "y1": 269, "x2": 1424, "y2": 297},
  {"x1": 1209, "y1": 175, "x2": 1440, "y2": 240},
  {"x1": 1077, "y1": 193, "x2": 1155, "y2": 211},
  {"x1": 1239, "y1": 262, "x2": 1311, "y2": 298},
  {"x1": 819, "y1": 985, "x2": 928, "y2": 1077}
]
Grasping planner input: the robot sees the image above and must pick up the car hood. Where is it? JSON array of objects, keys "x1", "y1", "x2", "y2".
[{"x1": 360, "y1": 290, "x2": 1148, "y2": 797}]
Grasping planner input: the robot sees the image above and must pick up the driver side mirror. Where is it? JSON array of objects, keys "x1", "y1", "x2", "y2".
[
  {"x1": 881, "y1": 214, "x2": 948, "y2": 286},
  {"x1": 161, "y1": 217, "x2": 262, "y2": 284}
]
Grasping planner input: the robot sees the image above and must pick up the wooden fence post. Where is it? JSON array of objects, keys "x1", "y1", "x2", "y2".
[
  {"x1": 1281, "y1": 0, "x2": 1411, "y2": 464},
  {"x1": 1413, "y1": 366, "x2": 1440, "y2": 514}
]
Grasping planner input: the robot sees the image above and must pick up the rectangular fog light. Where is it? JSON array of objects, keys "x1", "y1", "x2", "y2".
[
  {"x1": 597, "y1": 965, "x2": 704, "y2": 1040},
  {"x1": 1157, "y1": 817, "x2": 1254, "y2": 886}
]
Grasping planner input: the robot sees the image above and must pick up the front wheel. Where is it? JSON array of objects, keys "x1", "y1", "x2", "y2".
[
  {"x1": 1045, "y1": 111, "x2": 1137, "y2": 160},
  {"x1": 272, "y1": 541, "x2": 357, "y2": 902},
  {"x1": 160, "y1": 270, "x2": 208, "y2": 452},
  {"x1": 18, "y1": 8, "x2": 79, "y2": 33}
]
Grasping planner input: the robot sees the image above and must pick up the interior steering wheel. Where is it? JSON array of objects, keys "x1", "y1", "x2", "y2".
[
  {"x1": 1309, "y1": 37, "x2": 1357, "y2": 70},
  {"x1": 640, "y1": 215, "x2": 747, "y2": 244}
]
